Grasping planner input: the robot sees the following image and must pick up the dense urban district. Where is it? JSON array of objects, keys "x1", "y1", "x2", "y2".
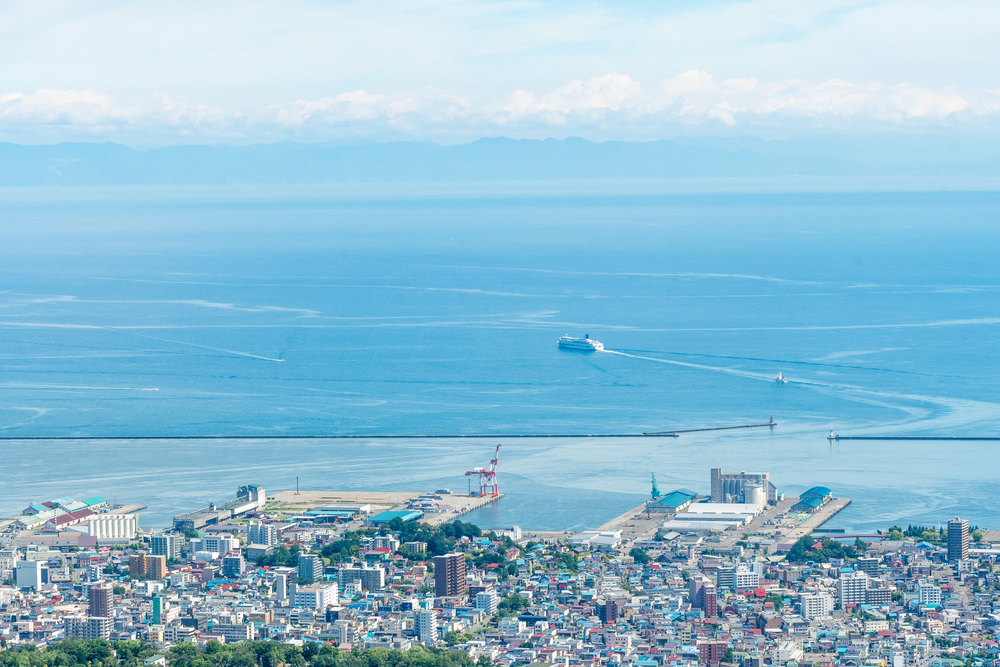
[{"x1": 1, "y1": 469, "x2": 1000, "y2": 667}]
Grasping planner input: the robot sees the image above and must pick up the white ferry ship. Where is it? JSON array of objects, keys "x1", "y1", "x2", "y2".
[{"x1": 558, "y1": 334, "x2": 604, "y2": 351}]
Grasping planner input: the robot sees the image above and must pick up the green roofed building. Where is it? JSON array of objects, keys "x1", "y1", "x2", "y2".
[
  {"x1": 791, "y1": 486, "x2": 833, "y2": 513},
  {"x1": 369, "y1": 510, "x2": 424, "y2": 525},
  {"x1": 647, "y1": 489, "x2": 698, "y2": 513}
]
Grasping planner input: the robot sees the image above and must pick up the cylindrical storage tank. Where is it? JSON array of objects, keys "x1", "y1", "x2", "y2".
[{"x1": 747, "y1": 484, "x2": 766, "y2": 508}]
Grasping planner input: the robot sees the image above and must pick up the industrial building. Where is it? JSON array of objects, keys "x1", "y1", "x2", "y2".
[
  {"x1": 567, "y1": 530, "x2": 623, "y2": 549},
  {"x1": 172, "y1": 485, "x2": 266, "y2": 531},
  {"x1": 661, "y1": 501, "x2": 763, "y2": 532},
  {"x1": 646, "y1": 489, "x2": 698, "y2": 513},
  {"x1": 368, "y1": 510, "x2": 423, "y2": 525},
  {"x1": 791, "y1": 486, "x2": 833, "y2": 513},
  {"x1": 88, "y1": 514, "x2": 137, "y2": 541},
  {"x1": 710, "y1": 468, "x2": 778, "y2": 504}
]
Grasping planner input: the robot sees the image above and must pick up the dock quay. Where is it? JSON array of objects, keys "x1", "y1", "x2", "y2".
[
  {"x1": 773, "y1": 497, "x2": 852, "y2": 553},
  {"x1": 264, "y1": 489, "x2": 502, "y2": 528},
  {"x1": 420, "y1": 493, "x2": 504, "y2": 526},
  {"x1": 595, "y1": 494, "x2": 853, "y2": 557}
]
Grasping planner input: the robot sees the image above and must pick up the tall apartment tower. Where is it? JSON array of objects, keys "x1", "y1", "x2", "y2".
[
  {"x1": 948, "y1": 517, "x2": 969, "y2": 561},
  {"x1": 129, "y1": 552, "x2": 166, "y2": 580},
  {"x1": 89, "y1": 583, "x2": 113, "y2": 618},
  {"x1": 249, "y1": 521, "x2": 278, "y2": 546},
  {"x1": 838, "y1": 570, "x2": 869, "y2": 606},
  {"x1": 416, "y1": 609, "x2": 438, "y2": 643},
  {"x1": 298, "y1": 554, "x2": 323, "y2": 581},
  {"x1": 433, "y1": 552, "x2": 467, "y2": 598},
  {"x1": 150, "y1": 534, "x2": 178, "y2": 559},
  {"x1": 146, "y1": 555, "x2": 167, "y2": 581},
  {"x1": 129, "y1": 553, "x2": 147, "y2": 579}
]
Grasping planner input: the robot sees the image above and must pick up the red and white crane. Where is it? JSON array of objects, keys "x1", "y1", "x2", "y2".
[{"x1": 466, "y1": 444, "x2": 501, "y2": 497}]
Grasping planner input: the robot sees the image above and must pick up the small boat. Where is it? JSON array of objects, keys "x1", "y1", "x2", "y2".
[
  {"x1": 558, "y1": 334, "x2": 604, "y2": 351},
  {"x1": 775, "y1": 372, "x2": 787, "y2": 384}
]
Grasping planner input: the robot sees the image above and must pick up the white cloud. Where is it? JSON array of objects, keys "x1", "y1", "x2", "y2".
[{"x1": 1, "y1": 72, "x2": 999, "y2": 144}]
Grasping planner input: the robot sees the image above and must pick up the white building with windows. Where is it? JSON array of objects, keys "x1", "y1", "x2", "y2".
[
  {"x1": 475, "y1": 590, "x2": 500, "y2": 615},
  {"x1": 294, "y1": 583, "x2": 338, "y2": 609},
  {"x1": 65, "y1": 615, "x2": 112, "y2": 640},
  {"x1": 338, "y1": 565, "x2": 386, "y2": 591},
  {"x1": 799, "y1": 592, "x2": 835, "y2": 619},
  {"x1": 918, "y1": 581, "x2": 942, "y2": 606},
  {"x1": 734, "y1": 568, "x2": 760, "y2": 591},
  {"x1": 416, "y1": 609, "x2": 438, "y2": 644},
  {"x1": 150, "y1": 535, "x2": 178, "y2": 559},
  {"x1": 16, "y1": 560, "x2": 46, "y2": 590},
  {"x1": 839, "y1": 570, "x2": 870, "y2": 606},
  {"x1": 248, "y1": 522, "x2": 278, "y2": 546}
]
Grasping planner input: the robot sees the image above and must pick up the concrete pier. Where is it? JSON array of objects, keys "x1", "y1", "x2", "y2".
[{"x1": 773, "y1": 497, "x2": 852, "y2": 553}]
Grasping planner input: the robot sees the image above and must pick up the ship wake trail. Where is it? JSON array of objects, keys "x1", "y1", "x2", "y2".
[
  {"x1": 602, "y1": 349, "x2": 773, "y2": 383},
  {"x1": 113, "y1": 329, "x2": 285, "y2": 362},
  {"x1": 604, "y1": 349, "x2": 1000, "y2": 435}
]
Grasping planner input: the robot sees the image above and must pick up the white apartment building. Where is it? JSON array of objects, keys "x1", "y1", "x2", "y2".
[
  {"x1": 150, "y1": 535, "x2": 179, "y2": 559},
  {"x1": 332, "y1": 619, "x2": 357, "y2": 645},
  {"x1": 248, "y1": 522, "x2": 278, "y2": 546},
  {"x1": 799, "y1": 592, "x2": 835, "y2": 619},
  {"x1": 734, "y1": 568, "x2": 760, "y2": 591},
  {"x1": 777, "y1": 640, "x2": 803, "y2": 664},
  {"x1": 294, "y1": 583, "x2": 338, "y2": 609},
  {"x1": 475, "y1": 590, "x2": 500, "y2": 615},
  {"x1": 214, "y1": 623, "x2": 253, "y2": 643},
  {"x1": 416, "y1": 609, "x2": 438, "y2": 643},
  {"x1": 839, "y1": 570, "x2": 870, "y2": 606},
  {"x1": 65, "y1": 615, "x2": 112, "y2": 640},
  {"x1": 337, "y1": 566, "x2": 386, "y2": 591},
  {"x1": 918, "y1": 581, "x2": 942, "y2": 605},
  {"x1": 201, "y1": 536, "x2": 240, "y2": 554}
]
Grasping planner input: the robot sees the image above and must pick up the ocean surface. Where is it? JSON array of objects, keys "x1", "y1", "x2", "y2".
[{"x1": 2, "y1": 183, "x2": 1000, "y2": 533}]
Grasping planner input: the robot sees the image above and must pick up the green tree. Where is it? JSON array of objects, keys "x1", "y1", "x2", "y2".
[{"x1": 629, "y1": 548, "x2": 650, "y2": 565}]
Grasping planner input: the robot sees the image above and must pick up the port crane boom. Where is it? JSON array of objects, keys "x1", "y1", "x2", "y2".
[{"x1": 465, "y1": 444, "x2": 501, "y2": 497}]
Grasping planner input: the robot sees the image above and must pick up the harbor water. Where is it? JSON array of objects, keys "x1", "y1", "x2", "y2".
[{"x1": 1, "y1": 184, "x2": 1000, "y2": 532}]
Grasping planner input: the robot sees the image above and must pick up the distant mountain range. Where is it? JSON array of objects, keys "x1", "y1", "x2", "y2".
[{"x1": 0, "y1": 135, "x2": 997, "y2": 185}]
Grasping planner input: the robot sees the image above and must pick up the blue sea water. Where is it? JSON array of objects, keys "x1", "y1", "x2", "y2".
[{"x1": 2, "y1": 184, "x2": 1000, "y2": 533}]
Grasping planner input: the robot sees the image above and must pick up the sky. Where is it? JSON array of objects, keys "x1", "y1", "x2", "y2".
[{"x1": 2, "y1": 0, "x2": 1000, "y2": 146}]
